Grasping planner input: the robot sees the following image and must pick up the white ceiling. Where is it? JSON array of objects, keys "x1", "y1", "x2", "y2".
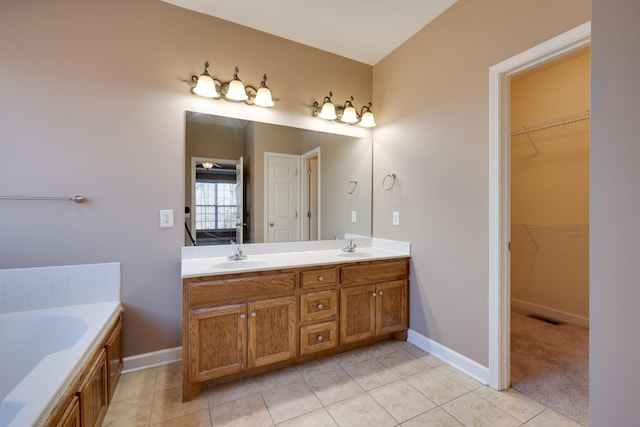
[{"x1": 162, "y1": 0, "x2": 457, "y2": 65}]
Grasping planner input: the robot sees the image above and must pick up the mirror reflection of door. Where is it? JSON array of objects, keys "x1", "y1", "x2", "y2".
[
  {"x1": 191, "y1": 156, "x2": 243, "y2": 245},
  {"x1": 265, "y1": 152, "x2": 300, "y2": 242},
  {"x1": 302, "y1": 148, "x2": 320, "y2": 241}
]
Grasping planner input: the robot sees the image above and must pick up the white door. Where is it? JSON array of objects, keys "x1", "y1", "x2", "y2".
[
  {"x1": 235, "y1": 156, "x2": 244, "y2": 244},
  {"x1": 265, "y1": 153, "x2": 299, "y2": 242}
]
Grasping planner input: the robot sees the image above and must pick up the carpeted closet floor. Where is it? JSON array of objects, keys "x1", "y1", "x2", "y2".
[{"x1": 511, "y1": 306, "x2": 589, "y2": 426}]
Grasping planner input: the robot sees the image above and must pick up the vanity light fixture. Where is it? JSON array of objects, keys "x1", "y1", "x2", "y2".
[
  {"x1": 311, "y1": 92, "x2": 376, "y2": 127},
  {"x1": 190, "y1": 61, "x2": 274, "y2": 107}
]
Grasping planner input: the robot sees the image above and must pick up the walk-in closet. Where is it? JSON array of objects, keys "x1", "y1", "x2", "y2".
[{"x1": 509, "y1": 46, "x2": 590, "y2": 426}]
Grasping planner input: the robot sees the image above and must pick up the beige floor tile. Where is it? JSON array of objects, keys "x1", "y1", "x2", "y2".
[
  {"x1": 401, "y1": 407, "x2": 464, "y2": 427},
  {"x1": 261, "y1": 379, "x2": 322, "y2": 424},
  {"x1": 473, "y1": 386, "x2": 546, "y2": 423},
  {"x1": 103, "y1": 392, "x2": 154, "y2": 427},
  {"x1": 276, "y1": 408, "x2": 338, "y2": 427},
  {"x1": 155, "y1": 363, "x2": 182, "y2": 392},
  {"x1": 295, "y1": 357, "x2": 341, "y2": 381},
  {"x1": 342, "y1": 357, "x2": 400, "y2": 390},
  {"x1": 331, "y1": 347, "x2": 372, "y2": 366},
  {"x1": 112, "y1": 368, "x2": 158, "y2": 402},
  {"x1": 151, "y1": 408, "x2": 212, "y2": 427},
  {"x1": 377, "y1": 350, "x2": 431, "y2": 377},
  {"x1": 365, "y1": 340, "x2": 410, "y2": 358},
  {"x1": 149, "y1": 386, "x2": 209, "y2": 425},
  {"x1": 435, "y1": 364, "x2": 483, "y2": 391},
  {"x1": 327, "y1": 393, "x2": 397, "y2": 427},
  {"x1": 523, "y1": 408, "x2": 585, "y2": 427},
  {"x1": 208, "y1": 378, "x2": 259, "y2": 406},
  {"x1": 210, "y1": 394, "x2": 273, "y2": 427},
  {"x1": 404, "y1": 345, "x2": 445, "y2": 367},
  {"x1": 305, "y1": 367, "x2": 364, "y2": 406},
  {"x1": 405, "y1": 369, "x2": 468, "y2": 405},
  {"x1": 442, "y1": 392, "x2": 521, "y2": 427},
  {"x1": 369, "y1": 379, "x2": 437, "y2": 423},
  {"x1": 255, "y1": 367, "x2": 302, "y2": 392}
]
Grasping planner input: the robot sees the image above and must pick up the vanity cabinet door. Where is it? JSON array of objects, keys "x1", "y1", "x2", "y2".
[
  {"x1": 376, "y1": 280, "x2": 407, "y2": 335},
  {"x1": 105, "y1": 316, "x2": 123, "y2": 402},
  {"x1": 248, "y1": 296, "x2": 296, "y2": 368},
  {"x1": 78, "y1": 348, "x2": 108, "y2": 427},
  {"x1": 189, "y1": 305, "x2": 247, "y2": 381},
  {"x1": 54, "y1": 396, "x2": 80, "y2": 427},
  {"x1": 340, "y1": 284, "x2": 376, "y2": 344}
]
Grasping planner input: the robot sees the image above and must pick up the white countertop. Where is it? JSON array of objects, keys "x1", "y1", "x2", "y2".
[{"x1": 181, "y1": 238, "x2": 410, "y2": 278}]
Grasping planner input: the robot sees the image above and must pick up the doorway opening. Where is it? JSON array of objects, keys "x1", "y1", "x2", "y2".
[{"x1": 488, "y1": 22, "x2": 591, "y2": 393}]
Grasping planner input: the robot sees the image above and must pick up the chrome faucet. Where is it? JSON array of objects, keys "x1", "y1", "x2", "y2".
[
  {"x1": 342, "y1": 239, "x2": 357, "y2": 253},
  {"x1": 228, "y1": 245, "x2": 247, "y2": 260}
]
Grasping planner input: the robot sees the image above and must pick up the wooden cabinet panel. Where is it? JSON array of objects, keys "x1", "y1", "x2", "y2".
[
  {"x1": 300, "y1": 267, "x2": 338, "y2": 289},
  {"x1": 105, "y1": 316, "x2": 123, "y2": 402},
  {"x1": 300, "y1": 290, "x2": 338, "y2": 322},
  {"x1": 78, "y1": 349, "x2": 108, "y2": 427},
  {"x1": 189, "y1": 272, "x2": 295, "y2": 306},
  {"x1": 340, "y1": 285, "x2": 376, "y2": 344},
  {"x1": 300, "y1": 321, "x2": 338, "y2": 355},
  {"x1": 376, "y1": 280, "x2": 407, "y2": 335},
  {"x1": 248, "y1": 296, "x2": 296, "y2": 368},
  {"x1": 55, "y1": 396, "x2": 80, "y2": 427},
  {"x1": 189, "y1": 305, "x2": 247, "y2": 381},
  {"x1": 341, "y1": 260, "x2": 408, "y2": 285}
]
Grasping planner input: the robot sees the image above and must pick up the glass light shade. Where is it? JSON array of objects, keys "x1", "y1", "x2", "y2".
[
  {"x1": 359, "y1": 110, "x2": 377, "y2": 127},
  {"x1": 319, "y1": 102, "x2": 337, "y2": 120},
  {"x1": 225, "y1": 79, "x2": 249, "y2": 101},
  {"x1": 254, "y1": 86, "x2": 274, "y2": 107},
  {"x1": 201, "y1": 162, "x2": 214, "y2": 169},
  {"x1": 340, "y1": 105, "x2": 358, "y2": 124},
  {"x1": 192, "y1": 74, "x2": 218, "y2": 98}
]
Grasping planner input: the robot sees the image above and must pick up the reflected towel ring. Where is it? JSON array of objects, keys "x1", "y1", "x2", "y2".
[
  {"x1": 382, "y1": 173, "x2": 396, "y2": 191},
  {"x1": 346, "y1": 179, "x2": 358, "y2": 194}
]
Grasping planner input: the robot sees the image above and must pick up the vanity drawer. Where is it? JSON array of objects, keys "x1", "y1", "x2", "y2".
[
  {"x1": 300, "y1": 321, "x2": 338, "y2": 355},
  {"x1": 188, "y1": 272, "x2": 295, "y2": 306},
  {"x1": 300, "y1": 267, "x2": 338, "y2": 289},
  {"x1": 340, "y1": 259, "x2": 408, "y2": 285},
  {"x1": 300, "y1": 290, "x2": 338, "y2": 323}
]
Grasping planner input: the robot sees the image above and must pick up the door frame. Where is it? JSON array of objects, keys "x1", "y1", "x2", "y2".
[
  {"x1": 488, "y1": 22, "x2": 591, "y2": 390},
  {"x1": 301, "y1": 147, "x2": 321, "y2": 241}
]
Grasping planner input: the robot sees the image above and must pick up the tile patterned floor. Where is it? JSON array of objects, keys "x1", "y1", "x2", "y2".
[{"x1": 104, "y1": 341, "x2": 584, "y2": 427}]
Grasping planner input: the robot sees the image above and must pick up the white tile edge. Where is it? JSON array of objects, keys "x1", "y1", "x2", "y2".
[
  {"x1": 122, "y1": 346, "x2": 182, "y2": 374},
  {"x1": 407, "y1": 329, "x2": 489, "y2": 385}
]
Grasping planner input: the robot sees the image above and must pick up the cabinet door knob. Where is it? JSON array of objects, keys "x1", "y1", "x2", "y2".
[
  {"x1": 371, "y1": 292, "x2": 377, "y2": 297},
  {"x1": 317, "y1": 303, "x2": 323, "y2": 309},
  {"x1": 379, "y1": 291, "x2": 384, "y2": 296},
  {"x1": 317, "y1": 335, "x2": 324, "y2": 342},
  {"x1": 250, "y1": 312, "x2": 256, "y2": 318},
  {"x1": 240, "y1": 314, "x2": 246, "y2": 319},
  {"x1": 318, "y1": 276, "x2": 324, "y2": 282}
]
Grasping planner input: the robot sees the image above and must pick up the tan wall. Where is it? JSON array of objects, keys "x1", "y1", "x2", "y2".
[
  {"x1": 0, "y1": 0, "x2": 371, "y2": 357},
  {"x1": 510, "y1": 49, "x2": 590, "y2": 319},
  {"x1": 372, "y1": 0, "x2": 590, "y2": 365},
  {"x1": 590, "y1": 0, "x2": 640, "y2": 423}
]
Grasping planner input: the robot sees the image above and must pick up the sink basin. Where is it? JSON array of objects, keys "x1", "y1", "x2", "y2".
[
  {"x1": 210, "y1": 260, "x2": 268, "y2": 269},
  {"x1": 337, "y1": 251, "x2": 372, "y2": 258}
]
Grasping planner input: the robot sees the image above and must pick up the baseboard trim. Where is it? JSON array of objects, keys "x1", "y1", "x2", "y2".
[
  {"x1": 123, "y1": 346, "x2": 182, "y2": 374},
  {"x1": 407, "y1": 329, "x2": 489, "y2": 385},
  {"x1": 511, "y1": 299, "x2": 589, "y2": 328}
]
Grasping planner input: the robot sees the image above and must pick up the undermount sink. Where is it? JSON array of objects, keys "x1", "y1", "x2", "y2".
[{"x1": 210, "y1": 260, "x2": 268, "y2": 269}]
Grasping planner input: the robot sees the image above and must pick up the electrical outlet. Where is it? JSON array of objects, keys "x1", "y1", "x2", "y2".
[
  {"x1": 351, "y1": 211, "x2": 357, "y2": 223},
  {"x1": 160, "y1": 209, "x2": 174, "y2": 228},
  {"x1": 392, "y1": 211, "x2": 400, "y2": 226}
]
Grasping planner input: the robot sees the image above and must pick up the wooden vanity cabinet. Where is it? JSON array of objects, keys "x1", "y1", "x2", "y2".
[
  {"x1": 183, "y1": 258, "x2": 408, "y2": 401},
  {"x1": 54, "y1": 396, "x2": 80, "y2": 427},
  {"x1": 77, "y1": 349, "x2": 108, "y2": 427}
]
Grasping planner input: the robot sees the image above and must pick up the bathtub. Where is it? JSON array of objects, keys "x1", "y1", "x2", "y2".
[{"x1": 0, "y1": 302, "x2": 121, "y2": 427}]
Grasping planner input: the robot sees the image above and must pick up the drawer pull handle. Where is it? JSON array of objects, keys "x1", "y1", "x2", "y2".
[
  {"x1": 240, "y1": 314, "x2": 246, "y2": 319},
  {"x1": 317, "y1": 303, "x2": 323, "y2": 309},
  {"x1": 379, "y1": 291, "x2": 384, "y2": 296},
  {"x1": 318, "y1": 276, "x2": 324, "y2": 281},
  {"x1": 250, "y1": 312, "x2": 256, "y2": 318},
  {"x1": 317, "y1": 335, "x2": 324, "y2": 342}
]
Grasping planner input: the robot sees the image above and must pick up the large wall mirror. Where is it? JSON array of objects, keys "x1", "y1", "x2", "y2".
[{"x1": 185, "y1": 111, "x2": 372, "y2": 246}]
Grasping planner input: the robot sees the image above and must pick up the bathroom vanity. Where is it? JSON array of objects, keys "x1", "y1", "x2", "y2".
[{"x1": 181, "y1": 239, "x2": 410, "y2": 401}]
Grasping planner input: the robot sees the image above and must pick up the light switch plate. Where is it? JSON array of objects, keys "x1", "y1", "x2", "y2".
[
  {"x1": 351, "y1": 210, "x2": 357, "y2": 223},
  {"x1": 392, "y1": 211, "x2": 400, "y2": 226},
  {"x1": 160, "y1": 209, "x2": 174, "y2": 228}
]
